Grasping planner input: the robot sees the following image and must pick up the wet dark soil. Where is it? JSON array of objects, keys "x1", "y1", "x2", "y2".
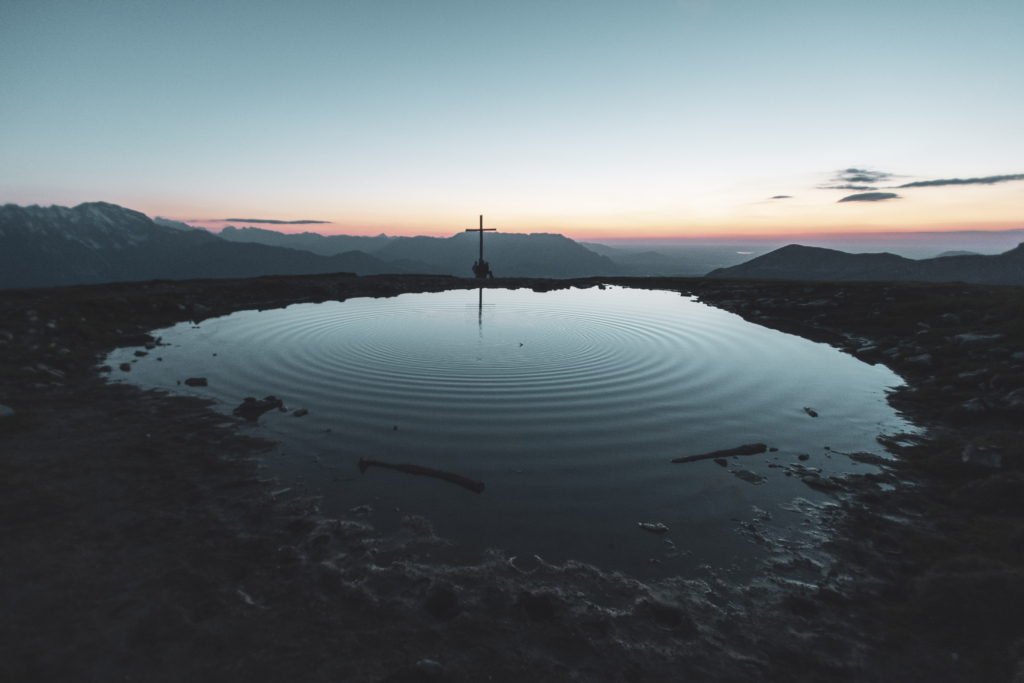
[{"x1": 2, "y1": 273, "x2": 1023, "y2": 682}]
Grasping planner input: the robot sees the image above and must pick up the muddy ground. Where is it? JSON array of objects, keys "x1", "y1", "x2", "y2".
[{"x1": 2, "y1": 272, "x2": 1023, "y2": 682}]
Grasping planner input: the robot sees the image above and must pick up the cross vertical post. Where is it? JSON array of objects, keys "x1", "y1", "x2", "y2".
[{"x1": 466, "y1": 215, "x2": 496, "y2": 279}]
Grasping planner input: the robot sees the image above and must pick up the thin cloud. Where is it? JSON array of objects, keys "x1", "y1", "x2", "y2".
[
  {"x1": 820, "y1": 184, "x2": 878, "y2": 191},
  {"x1": 219, "y1": 218, "x2": 332, "y2": 224},
  {"x1": 838, "y1": 192, "x2": 900, "y2": 203},
  {"x1": 897, "y1": 173, "x2": 1024, "y2": 188}
]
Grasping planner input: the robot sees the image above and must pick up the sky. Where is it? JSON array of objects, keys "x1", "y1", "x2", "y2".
[{"x1": 1, "y1": 0, "x2": 1022, "y2": 241}]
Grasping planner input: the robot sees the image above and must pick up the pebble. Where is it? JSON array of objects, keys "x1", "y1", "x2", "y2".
[
  {"x1": 293, "y1": 408, "x2": 309, "y2": 417},
  {"x1": 416, "y1": 659, "x2": 445, "y2": 678}
]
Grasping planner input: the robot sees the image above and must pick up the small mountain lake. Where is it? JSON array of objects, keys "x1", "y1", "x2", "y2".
[{"x1": 106, "y1": 286, "x2": 917, "y2": 579}]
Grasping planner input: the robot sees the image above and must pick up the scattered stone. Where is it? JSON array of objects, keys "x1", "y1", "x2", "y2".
[
  {"x1": 183, "y1": 377, "x2": 207, "y2": 387},
  {"x1": 768, "y1": 447, "x2": 778, "y2": 452},
  {"x1": 731, "y1": 470, "x2": 767, "y2": 485},
  {"x1": 134, "y1": 350, "x2": 148, "y2": 357},
  {"x1": 962, "y1": 444, "x2": 1002, "y2": 469},
  {"x1": 955, "y1": 333, "x2": 1005, "y2": 349},
  {"x1": 637, "y1": 598, "x2": 698, "y2": 634},
  {"x1": 293, "y1": 408, "x2": 309, "y2": 417},
  {"x1": 416, "y1": 659, "x2": 445, "y2": 679},
  {"x1": 961, "y1": 397, "x2": 988, "y2": 412},
  {"x1": 798, "y1": 454, "x2": 810, "y2": 461},
  {"x1": 713, "y1": 457, "x2": 728, "y2": 467},
  {"x1": 1003, "y1": 388, "x2": 1024, "y2": 410},
  {"x1": 958, "y1": 368, "x2": 988, "y2": 378},
  {"x1": 119, "y1": 363, "x2": 131, "y2": 372},
  {"x1": 906, "y1": 354, "x2": 932, "y2": 365},
  {"x1": 803, "y1": 407, "x2": 818, "y2": 418},
  {"x1": 0, "y1": 404, "x2": 14, "y2": 419},
  {"x1": 638, "y1": 522, "x2": 669, "y2": 533}
]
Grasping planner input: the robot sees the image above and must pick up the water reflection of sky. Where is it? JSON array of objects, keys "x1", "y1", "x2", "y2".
[{"x1": 107, "y1": 286, "x2": 918, "y2": 579}]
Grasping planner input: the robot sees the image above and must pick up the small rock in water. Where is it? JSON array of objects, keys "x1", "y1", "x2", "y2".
[
  {"x1": 134, "y1": 350, "x2": 148, "y2": 357},
  {"x1": 233, "y1": 396, "x2": 284, "y2": 421},
  {"x1": 731, "y1": 470, "x2": 767, "y2": 484},
  {"x1": 798, "y1": 454, "x2": 810, "y2": 461},
  {"x1": 638, "y1": 522, "x2": 669, "y2": 534},
  {"x1": 119, "y1": 363, "x2": 131, "y2": 372},
  {"x1": 293, "y1": 408, "x2": 309, "y2": 417},
  {"x1": 184, "y1": 377, "x2": 208, "y2": 387},
  {"x1": 393, "y1": 425, "x2": 398, "y2": 431},
  {"x1": 803, "y1": 407, "x2": 818, "y2": 417},
  {"x1": 713, "y1": 457, "x2": 728, "y2": 467},
  {"x1": 769, "y1": 447, "x2": 778, "y2": 452}
]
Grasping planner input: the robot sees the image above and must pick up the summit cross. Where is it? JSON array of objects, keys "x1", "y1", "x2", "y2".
[{"x1": 466, "y1": 215, "x2": 496, "y2": 279}]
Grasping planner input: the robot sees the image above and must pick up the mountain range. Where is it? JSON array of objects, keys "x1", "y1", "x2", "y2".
[
  {"x1": 707, "y1": 244, "x2": 1024, "y2": 285},
  {"x1": 4, "y1": 201, "x2": 1023, "y2": 290},
  {"x1": 0, "y1": 202, "x2": 621, "y2": 290}
]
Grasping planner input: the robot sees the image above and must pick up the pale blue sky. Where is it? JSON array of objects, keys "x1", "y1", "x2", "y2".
[{"x1": 2, "y1": 0, "x2": 1021, "y2": 237}]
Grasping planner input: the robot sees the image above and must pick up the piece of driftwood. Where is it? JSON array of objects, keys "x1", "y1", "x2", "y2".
[
  {"x1": 671, "y1": 443, "x2": 767, "y2": 464},
  {"x1": 357, "y1": 458, "x2": 485, "y2": 493}
]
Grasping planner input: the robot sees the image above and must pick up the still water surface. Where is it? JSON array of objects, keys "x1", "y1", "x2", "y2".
[{"x1": 108, "y1": 287, "x2": 915, "y2": 577}]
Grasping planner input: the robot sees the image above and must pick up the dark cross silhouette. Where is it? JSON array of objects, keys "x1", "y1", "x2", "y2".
[{"x1": 466, "y1": 214, "x2": 496, "y2": 279}]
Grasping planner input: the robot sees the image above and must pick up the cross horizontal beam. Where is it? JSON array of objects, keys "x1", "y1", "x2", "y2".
[{"x1": 465, "y1": 228, "x2": 496, "y2": 232}]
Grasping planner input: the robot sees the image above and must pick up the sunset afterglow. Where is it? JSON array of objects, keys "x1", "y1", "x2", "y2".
[{"x1": 2, "y1": 1, "x2": 1021, "y2": 241}]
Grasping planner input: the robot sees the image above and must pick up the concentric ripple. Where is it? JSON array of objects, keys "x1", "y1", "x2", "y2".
[{"x1": 107, "y1": 286, "x2": 917, "y2": 578}]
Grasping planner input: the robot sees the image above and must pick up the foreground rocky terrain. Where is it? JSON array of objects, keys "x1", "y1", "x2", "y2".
[{"x1": 2, "y1": 272, "x2": 1023, "y2": 681}]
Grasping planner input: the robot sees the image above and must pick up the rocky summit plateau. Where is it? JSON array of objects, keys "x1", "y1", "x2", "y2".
[{"x1": 3, "y1": 271, "x2": 1024, "y2": 681}]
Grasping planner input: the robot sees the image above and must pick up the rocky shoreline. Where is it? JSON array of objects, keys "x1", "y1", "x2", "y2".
[{"x1": 2, "y1": 273, "x2": 1022, "y2": 682}]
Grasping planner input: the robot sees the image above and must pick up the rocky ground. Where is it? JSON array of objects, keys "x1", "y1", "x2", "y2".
[{"x1": 1, "y1": 272, "x2": 1023, "y2": 682}]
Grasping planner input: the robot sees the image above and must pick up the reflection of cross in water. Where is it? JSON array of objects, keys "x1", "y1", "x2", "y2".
[
  {"x1": 478, "y1": 287, "x2": 483, "y2": 331},
  {"x1": 466, "y1": 215, "x2": 496, "y2": 279}
]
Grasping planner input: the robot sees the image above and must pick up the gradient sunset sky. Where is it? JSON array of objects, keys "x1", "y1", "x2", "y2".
[{"x1": 1, "y1": 0, "x2": 1021, "y2": 240}]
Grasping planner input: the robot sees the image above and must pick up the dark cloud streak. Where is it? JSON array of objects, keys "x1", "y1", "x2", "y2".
[
  {"x1": 838, "y1": 192, "x2": 900, "y2": 203},
  {"x1": 771, "y1": 195, "x2": 792, "y2": 199},
  {"x1": 897, "y1": 173, "x2": 1024, "y2": 188},
  {"x1": 220, "y1": 218, "x2": 332, "y2": 224}
]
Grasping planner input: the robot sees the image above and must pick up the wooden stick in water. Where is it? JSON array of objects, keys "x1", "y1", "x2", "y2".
[
  {"x1": 357, "y1": 458, "x2": 486, "y2": 493},
  {"x1": 670, "y1": 443, "x2": 767, "y2": 464}
]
